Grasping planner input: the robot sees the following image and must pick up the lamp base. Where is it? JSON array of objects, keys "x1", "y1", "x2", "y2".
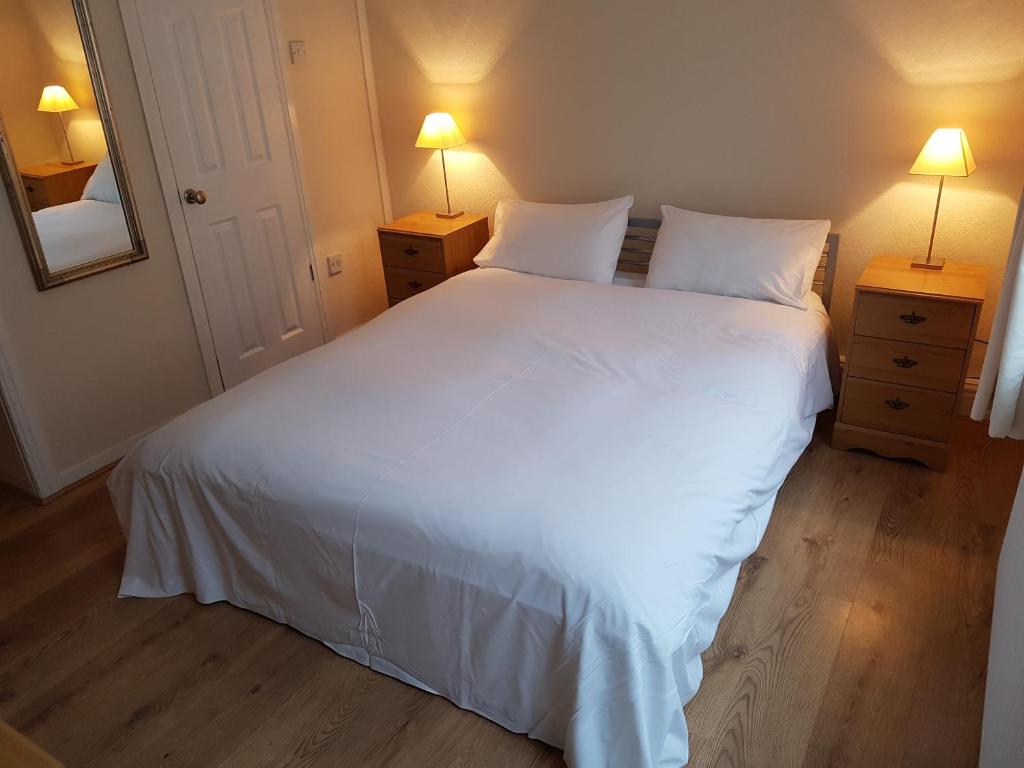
[
  {"x1": 61, "y1": 160, "x2": 84, "y2": 166},
  {"x1": 911, "y1": 254, "x2": 945, "y2": 270},
  {"x1": 435, "y1": 210, "x2": 464, "y2": 219}
]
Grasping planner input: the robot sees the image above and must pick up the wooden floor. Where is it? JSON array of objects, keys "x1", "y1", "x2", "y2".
[{"x1": 1, "y1": 418, "x2": 1019, "y2": 768}]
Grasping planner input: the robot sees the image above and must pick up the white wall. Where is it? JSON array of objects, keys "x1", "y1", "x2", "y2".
[
  {"x1": 276, "y1": 0, "x2": 389, "y2": 339},
  {"x1": 0, "y1": 0, "x2": 215, "y2": 494},
  {"x1": 0, "y1": 1, "x2": 63, "y2": 166},
  {"x1": 0, "y1": 0, "x2": 389, "y2": 495},
  {"x1": 365, "y1": 0, "x2": 1024, "y2": 352}
]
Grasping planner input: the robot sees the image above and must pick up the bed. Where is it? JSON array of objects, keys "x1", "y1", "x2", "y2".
[
  {"x1": 110, "y1": 220, "x2": 839, "y2": 768},
  {"x1": 32, "y1": 198, "x2": 132, "y2": 271}
]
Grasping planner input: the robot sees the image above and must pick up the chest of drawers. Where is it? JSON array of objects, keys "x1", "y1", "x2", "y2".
[{"x1": 832, "y1": 256, "x2": 988, "y2": 471}]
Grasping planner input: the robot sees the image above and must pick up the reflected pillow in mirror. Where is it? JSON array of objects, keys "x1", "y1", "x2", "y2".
[{"x1": 81, "y1": 155, "x2": 122, "y2": 206}]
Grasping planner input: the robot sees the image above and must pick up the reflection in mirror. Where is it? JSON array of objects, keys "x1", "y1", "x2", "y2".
[{"x1": 0, "y1": 0, "x2": 145, "y2": 290}]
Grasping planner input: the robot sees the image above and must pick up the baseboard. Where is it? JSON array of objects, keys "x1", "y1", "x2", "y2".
[{"x1": 53, "y1": 428, "x2": 148, "y2": 492}]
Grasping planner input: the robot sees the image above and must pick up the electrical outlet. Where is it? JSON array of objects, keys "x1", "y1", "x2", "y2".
[
  {"x1": 289, "y1": 40, "x2": 306, "y2": 64},
  {"x1": 327, "y1": 254, "x2": 343, "y2": 276}
]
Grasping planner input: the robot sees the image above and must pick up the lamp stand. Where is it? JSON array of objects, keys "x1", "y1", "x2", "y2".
[
  {"x1": 912, "y1": 175, "x2": 945, "y2": 270},
  {"x1": 57, "y1": 111, "x2": 83, "y2": 166},
  {"x1": 435, "y1": 148, "x2": 463, "y2": 219}
]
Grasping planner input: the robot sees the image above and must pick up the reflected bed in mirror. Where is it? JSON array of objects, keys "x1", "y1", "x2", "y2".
[{"x1": 0, "y1": 0, "x2": 145, "y2": 290}]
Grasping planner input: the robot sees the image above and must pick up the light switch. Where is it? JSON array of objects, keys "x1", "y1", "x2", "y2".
[
  {"x1": 327, "y1": 254, "x2": 343, "y2": 276},
  {"x1": 289, "y1": 40, "x2": 306, "y2": 64}
]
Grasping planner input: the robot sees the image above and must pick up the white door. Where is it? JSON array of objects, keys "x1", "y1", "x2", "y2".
[{"x1": 134, "y1": 0, "x2": 323, "y2": 388}]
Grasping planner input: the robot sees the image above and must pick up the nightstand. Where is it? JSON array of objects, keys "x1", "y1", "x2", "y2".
[
  {"x1": 377, "y1": 212, "x2": 489, "y2": 307},
  {"x1": 832, "y1": 255, "x2": 988, "y2": 471},
  {"x1": 20, "y1": 162, "x2": 98, "y2": 211}
]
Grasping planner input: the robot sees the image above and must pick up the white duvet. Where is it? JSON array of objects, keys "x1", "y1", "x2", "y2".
[
  {"x1": 33, "y1": 199, "x2": 131, "y2": 271},
  {"x1": 111, "y1": 268, "x2": 833, "y2": 767}
]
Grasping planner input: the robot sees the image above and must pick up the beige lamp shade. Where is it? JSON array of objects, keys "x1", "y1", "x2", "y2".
[
  {"x1": 909, "y1": 128, "x2": 976, "y2": 177},
  {"x1": 37, "y1": 85, "x2": 79, "y2": 113},
  {"x1": 415, "y1": 112, "x2": 466, "y2": 150}
]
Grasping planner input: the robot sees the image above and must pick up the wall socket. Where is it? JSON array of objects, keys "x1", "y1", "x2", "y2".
[{"x1": 327, "y1": 254, "x2": 343, "y2": 276}]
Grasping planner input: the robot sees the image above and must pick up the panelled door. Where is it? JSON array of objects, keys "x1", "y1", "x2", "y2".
[{"x1": 134, "y1": 0, "x2": 323, "y2": 388}]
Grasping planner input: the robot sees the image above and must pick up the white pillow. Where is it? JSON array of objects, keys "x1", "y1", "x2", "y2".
[
  {"x1": 473, "y1": 196, "x2": 633, "y2": 283},
  {"x1": 81, "y1": 154, "x2": 122, "y2": 206},
  {"x1": 645, "y1": 206, "x2": 831, "y2": 309}
]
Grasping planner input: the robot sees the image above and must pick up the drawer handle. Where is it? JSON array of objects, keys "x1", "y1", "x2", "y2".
[
  {"x1": 885, "y1": 397, "x2": 910, "y2": 410},
  {"x1": 899, "y1": 311, "x2": 927, "y2": 325},
  {"x1": 408, "y1": 280, "x2": 423, "y2": 290},
  {"x1": 402, "y1": 247, "x2": 419, "y2": 256},
  {"x1": 892, "y1": 356, "x2": 919, "y2": 369},
  {"x1": 24, "y1": 185, "x2": 35, "y2": 193}
]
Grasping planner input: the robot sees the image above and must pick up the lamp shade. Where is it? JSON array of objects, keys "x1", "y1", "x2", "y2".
[
  {"x1": 37, "y1": 85, "x2": 79, "y2": 113},
  {"x1": 909, "y1": 128, "x2": 976, "y2": 177},
  {"x1": 415, "y1": 112, "x2": 466, "y2": 150}
]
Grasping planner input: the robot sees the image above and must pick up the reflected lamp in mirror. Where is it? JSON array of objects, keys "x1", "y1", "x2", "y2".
[
  {"x1": 37, "y1": 85, "x2": 81, "y2": 166},
  {"x1": 908, "y1": 128, "x2": 976, "y2": 271},
  {"x1": 0, "y1": 0, "x2": 145, "y2": 291},
  {"x1": 415, "y1": 112, "x2": 466, "y2": 219}
]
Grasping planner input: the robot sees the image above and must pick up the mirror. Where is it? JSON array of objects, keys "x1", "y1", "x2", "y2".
[{"x1": 0, "y1": 0, "x2": 145, "y2": 291}]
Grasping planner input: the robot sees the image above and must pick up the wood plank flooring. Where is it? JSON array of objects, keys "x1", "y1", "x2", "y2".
[{"x1": 1, "y1": 418, "x2": 1019, "y2": 767}]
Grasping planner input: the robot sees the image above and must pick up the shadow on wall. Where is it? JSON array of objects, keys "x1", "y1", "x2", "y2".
[{"x1": 366, "y1": 0, "x2": 1024, "y2": 346}]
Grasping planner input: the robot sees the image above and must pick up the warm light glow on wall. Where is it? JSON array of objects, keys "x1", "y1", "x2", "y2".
[{"x1": 838, "y1": 0, "x2": 1024, "y2": 85}]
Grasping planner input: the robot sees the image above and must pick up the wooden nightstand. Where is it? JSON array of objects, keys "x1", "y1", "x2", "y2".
[
  {"x1": 833, "y1": 255, "x2": 988, "y2": 471},
  {"x1": 377, "y1": 212, "x2": 489, "y2": 306},
  {"x1": 20, "y1": 162, "x2": 98, "y2": 211}
]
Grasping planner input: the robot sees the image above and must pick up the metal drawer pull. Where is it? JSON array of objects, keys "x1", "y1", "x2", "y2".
[
  {"x1": 885, "y1": 397, "x2": 910, "y2": 410},
  {"x1": 402, "y1": 247, "x2": 419, "y2": 256},
  {"x1": 899, "y1": 311, "x2": 927, "y2": 325},
  {"x1": 892, "y1": 356, "x2": 919, "y2": 368},
  {"x1": 408, "y1": 280, "x2": 423, "y2": 290},
  {"x1": 24, "y1": 185, "x2": 35, "y2": 193}
]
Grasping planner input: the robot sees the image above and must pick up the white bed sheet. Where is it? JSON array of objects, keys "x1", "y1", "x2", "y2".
[
  {"x1": 111, "y1": 268, "x2": 834, "y2": 768},
  {"x1": 32, "y1": 199, "x2": 131, "y2": 271}
]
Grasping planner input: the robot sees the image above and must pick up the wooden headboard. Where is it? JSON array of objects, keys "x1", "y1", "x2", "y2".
[{"x1": 617, "y1": 217, "x2": 841, "y2": 312}]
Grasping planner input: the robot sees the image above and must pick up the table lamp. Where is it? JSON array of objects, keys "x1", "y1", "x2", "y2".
[
  {"x1": 415, "y1": 112, "x2": 466, "y2": 219},
  {"x1": 37, "y1": 85, "x2": 82, "y2": 166},
  {"x1": 908, "y1": 128, "x2": 976, "y2": 270}
]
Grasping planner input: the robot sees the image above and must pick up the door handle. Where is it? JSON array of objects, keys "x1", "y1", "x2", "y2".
[{"x1": 183, "y1": 188, "x2": 208, "y2": 205}]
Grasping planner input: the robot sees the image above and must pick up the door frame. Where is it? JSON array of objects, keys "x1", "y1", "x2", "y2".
[{"x1": 120, "y1": 0, "x2": 328, "y2": 396}]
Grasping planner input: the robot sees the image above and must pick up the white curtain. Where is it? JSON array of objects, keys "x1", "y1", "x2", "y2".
[
  {"x1": 975, "y1": 186, "x2": 1024, "y2": 768},
  {"x1": 973, "y1": 186, "x2": 1024, "y2": 433}
]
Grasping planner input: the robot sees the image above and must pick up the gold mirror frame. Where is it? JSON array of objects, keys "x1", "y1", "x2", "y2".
[{"x1": 0, "y1": 0, "x2": 146, "y2": 291}]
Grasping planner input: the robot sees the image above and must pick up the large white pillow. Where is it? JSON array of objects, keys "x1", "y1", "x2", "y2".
[
  {"x1": 473, "y1": 196, "x2": 633, "y2": 283},
  {"x1": 645, "y1": 206, "x2": 831, "y2": 309},
  {"x1": 81, "y1": 154, "x2": 122, "y2": 206}
]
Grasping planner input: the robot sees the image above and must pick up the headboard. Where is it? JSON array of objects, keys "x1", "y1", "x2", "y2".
[{"x1": 617, "y1": 217, "x2": 841, "y2": 312}]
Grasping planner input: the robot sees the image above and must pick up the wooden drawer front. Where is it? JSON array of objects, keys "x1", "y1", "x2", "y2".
[
  {"x1": 380, "y1": 233, "x2": 445, "y2": 273},
  {"x1": 848, "y1": 336, "x2": 965, "y2": 392},
  {"x1": 854, "y1": 292, "x2": 974, "y2": 348},
  {"x1": 842, "y1": 377, "x2": 956, "y2": 442},
  {"x1": 384, "y1": 266, "x2": 445, "y2": 300},
  {"x1": 20, "y1": 176, "x2": 50, "y2": 208}
]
